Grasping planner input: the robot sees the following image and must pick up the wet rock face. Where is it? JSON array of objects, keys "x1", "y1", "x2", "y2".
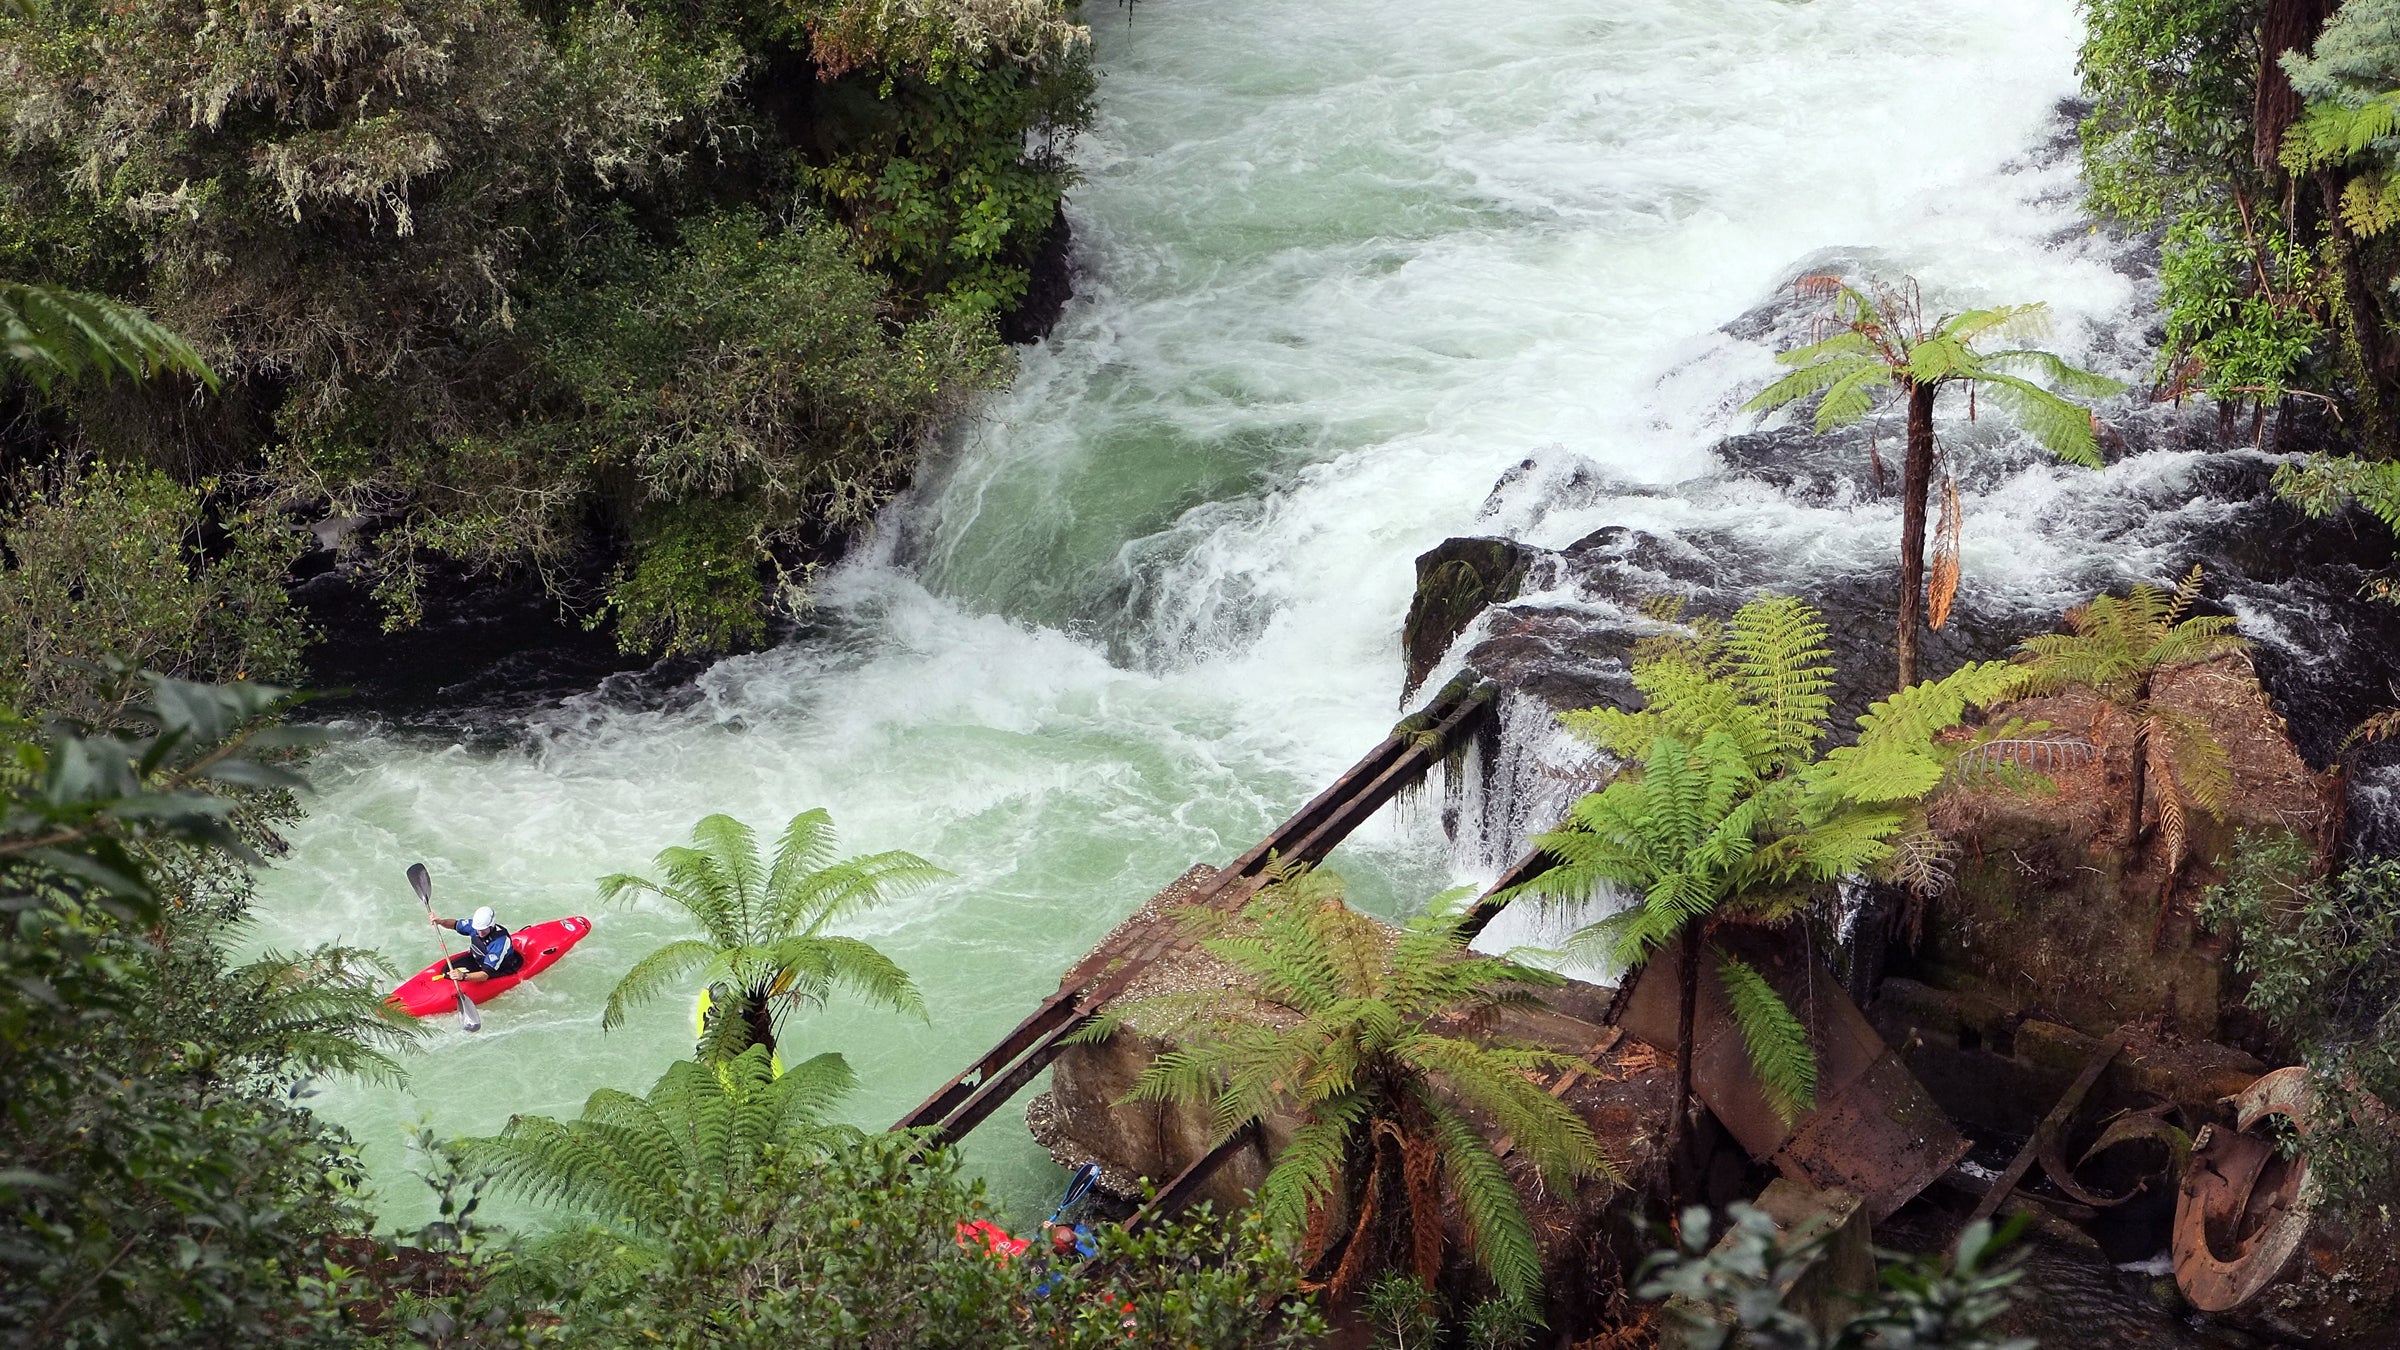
[{"x1": 1401, "y1": 537, "x2": 1531, "y2": 696}]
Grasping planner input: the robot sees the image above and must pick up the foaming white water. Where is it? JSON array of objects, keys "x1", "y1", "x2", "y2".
[{"x1": 254, "y1": 0, "x2": 2105, "y2": 1227}]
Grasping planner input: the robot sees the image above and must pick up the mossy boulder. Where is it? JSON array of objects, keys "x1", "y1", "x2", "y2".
[
  {"x1": 1916, "y1": 655, "x2": 2336, "y2": 1039},
  {"x1": 1401, "y1": 537, "x2": 1531, "y2": 696}
]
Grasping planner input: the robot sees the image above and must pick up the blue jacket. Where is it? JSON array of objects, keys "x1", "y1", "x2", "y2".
[{"x1": 453, "y1": 921, "x2": 513, "y2": 972}]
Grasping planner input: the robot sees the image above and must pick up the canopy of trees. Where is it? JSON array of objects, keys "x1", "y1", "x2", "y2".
[{"x1": 0, "y1": 0, "x2": 1090, "y2": 656}]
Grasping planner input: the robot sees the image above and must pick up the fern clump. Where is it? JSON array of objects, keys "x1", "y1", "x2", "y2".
[
  {"x1": 2012, "y1": 564, "x2": 2250, "y2": 877},
  {"x1": 464, "y1": 1045, "x2": 860, "y2": 1243},
  {"x1": 598, "y1": 808, "x2": 940, "y2": 1062},
  {"x1": 1514, "y1": 594, "x2": 2029, "y2": 1138},
  {"x1": 1085, "y1": 866, "x2": 1611, "y2": 1305}
]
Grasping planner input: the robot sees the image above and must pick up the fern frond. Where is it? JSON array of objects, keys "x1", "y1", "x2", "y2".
[
  {"x1": 1814, "y1": 362, "x2": 1890, "y2": 431},
  {"x1": 1975, "y1": 346, "x2": 2126, "y2": 400},
  {"x1": 601, "y1": 937, "x2": 719, "y2": 1033},
  {"x1": 0, "y1": 282, "x2": 218, "y2": 393},
  {"x1": 2343, "y1": 707, "x2": 2400, "y2": 750},
  {"x1": 1721, "y1": 594, "x2": 1833, "y2": 770},
  {"x1": 1422, "y1": 1100, "x2": 1544, "y2": 1304},
  {"x1": 1256, "y1": 1097, "x2": 1366, "y2": 1239},
  {"x1": 1715, "y1": 952, "x2": 1819, "y2": 1127},
  {"x1": 1973, "y1": 372, "x2": 2105, "y2": 467},
  {"x1": 2146, "y1": 704, "x2": 2235, "y2": 817},
  {"x1": 1941, "y1": 303, "x2": 2054, "y2": 346},
  {"x1": 1402, "y1": 1036, "x2": 1608, "y2": 1189},
  {"x1": 1740, "y1": 350, "x2": 1878, "y2": 416}
]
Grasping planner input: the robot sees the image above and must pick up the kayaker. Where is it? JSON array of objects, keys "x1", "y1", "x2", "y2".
[{"x1": 430, "y1": 906, "x2": 522, "y2": 981}]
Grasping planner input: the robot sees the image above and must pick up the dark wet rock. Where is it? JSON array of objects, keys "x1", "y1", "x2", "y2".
[
  {"x1": 998, "y1": 202, "x2": 1076, "y2": 346},
  {"x1": 1401, "y1": 536, "x2": 1531, "y2": 696}
]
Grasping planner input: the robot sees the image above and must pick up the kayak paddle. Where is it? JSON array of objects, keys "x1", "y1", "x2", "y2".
[{"x1": 409, "y1": 862, "x2": 481, "y2": 1032}]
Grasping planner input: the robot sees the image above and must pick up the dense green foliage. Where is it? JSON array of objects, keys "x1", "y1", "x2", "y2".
[
  {"x1": 0, "y1": 0, "x2": 1089, "y2": 656},
  {"x1": 2081, "y1": 0, "x2": 2344, "y2": 410},
  {"x1": 599, "y1": 807, "x2": 936, "y2": 1060},
  {"x1": 1640, "y1": 1204, "x2": 2033, "y2": 1350},
  {"x1": 0, "y1": 677, "x2": 411, "y2": 1346},
  {"x1": 0, "y1": 461, "x2": 308, "y2": 723},
  {"x1": 508, "y1": 1135, "x2": 1325, "y2": 1349},
  {"x1": 2200, "y1": 832, "x2": 2400, "y2": 1228},
  {"x1": 1087, "y1": 867, "x2": 1610, "y2": 1305},
  {"x1": 1509, "y1": 596, "x2": 2027, "y2": 1127}
]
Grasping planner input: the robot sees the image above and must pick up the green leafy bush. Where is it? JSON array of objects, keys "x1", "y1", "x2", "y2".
[
  {"x1": 0, "y1": 461, "x2": 306, "y2": 723},
  {"x1": 2199, "y1": 832, "x2": 2400, "y2": 1225},
  {"x1": 0, "y1": 677, "x2": 411, "y2": 1347},
  {"x1": 1640, "y1": 1204, "x2": 2033, "y2": 1350},
  {"x1": 526, "y1": 210, "x2": 1009, "y2": 654}
]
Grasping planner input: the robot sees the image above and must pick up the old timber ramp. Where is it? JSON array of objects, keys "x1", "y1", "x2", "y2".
[{"x1": 889, "y1": 679, "x2": 1495, "y2": 1148}]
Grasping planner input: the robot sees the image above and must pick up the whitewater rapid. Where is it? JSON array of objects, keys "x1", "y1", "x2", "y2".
[{"x1": 253, "y1": 0, "x2": 2116, "y2": 1228}]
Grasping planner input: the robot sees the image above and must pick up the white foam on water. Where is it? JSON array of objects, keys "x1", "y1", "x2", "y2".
[{"x1": 253, "y1": 0, "x2": 2110, "y2": 1228}]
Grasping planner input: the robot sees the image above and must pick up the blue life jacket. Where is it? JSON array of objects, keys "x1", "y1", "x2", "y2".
[{"x1": 453, "y1": 921, "x2": 513, "y2": 972}]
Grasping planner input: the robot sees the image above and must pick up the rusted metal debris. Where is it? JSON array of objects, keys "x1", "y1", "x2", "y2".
[
  {"x1": 2173, "y1": 1066, "x2": 2316, "y2": 1312},
  {"x1": 1967, "y1": 1027, "x2": 2126, "y2": 1227},
  {"x1": 1618, "y1": 930, "x2": 1969, "y2": 1221},
  {"x1": 890, "y1": 681, "x2": 1495, "y2": 1145}
]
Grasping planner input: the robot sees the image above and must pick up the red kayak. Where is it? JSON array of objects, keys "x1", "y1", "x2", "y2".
[{"x1": 386, "y1": 917, "x2": 593, "y2": 1017}]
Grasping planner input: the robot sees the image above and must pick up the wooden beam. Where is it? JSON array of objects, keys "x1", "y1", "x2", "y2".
[{"x1": 1966, "y1": 1027, "x2": 2126, "y2": 1227}]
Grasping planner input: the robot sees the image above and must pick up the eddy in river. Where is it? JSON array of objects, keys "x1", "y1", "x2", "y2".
[{"x1": 430, "y1": 906, "x2": 524, "y2": 982}]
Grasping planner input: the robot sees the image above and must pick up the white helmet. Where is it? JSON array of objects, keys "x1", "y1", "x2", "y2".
[{"x1": 470, "y1": 906, "x2": 496, "y2": 932}]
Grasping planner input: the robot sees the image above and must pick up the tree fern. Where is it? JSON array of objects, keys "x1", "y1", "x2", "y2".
[
  {"x1": 1744, "y1": 275, "x2": 2120, "y2": 688},
  {"x1": 465, "y1": 1046, "x2": 859, "y2": 1242},
  {"x1": 1514, "y1": 593, "x2": 2027, "y2": 1167},
  {"x1": 2012, "y1": 566, "x2": 2251, "y2": 861},
  {"x1": 1098, "y1": 869, "x2": 1610, "y2": 1303},
  {"x1": 599, "y1": 808, "x2": 938, "y2": 1061}
]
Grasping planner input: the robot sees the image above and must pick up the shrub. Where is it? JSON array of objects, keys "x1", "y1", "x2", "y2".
[{"x1": 2199, "y1": 832, "x2": 2400, "y2": 1224}]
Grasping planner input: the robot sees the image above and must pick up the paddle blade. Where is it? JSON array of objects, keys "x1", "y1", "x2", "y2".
[
  {"x1": 407, "y1": 863, "x2": 433, "y2": 906},
  {"x1": 457, "y1": 992, "x2": 481, "y2": 1032}
]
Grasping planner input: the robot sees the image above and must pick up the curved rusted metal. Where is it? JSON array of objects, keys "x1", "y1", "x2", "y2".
[{"x1": 2172, "y1": 1066, "x2": 2315, "y2": 1312}]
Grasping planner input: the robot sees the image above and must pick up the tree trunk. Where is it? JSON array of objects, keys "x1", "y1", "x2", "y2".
[
  {"x1": 2124, "y1": 679, "x2": 2152, "y2": 854},
  {"x1": 1895, "y1": 382, "x2": 1939, "y2": 692},
  {"x1": 2257, "y1": 0, "x2": 2338, "y2": 175},
  {"x1": 1666, "y1": 933, "x2": 1704, "y2": 1202},
  {"x1": 744, "y1": 989, "x2": 777, "y2": 1059}
]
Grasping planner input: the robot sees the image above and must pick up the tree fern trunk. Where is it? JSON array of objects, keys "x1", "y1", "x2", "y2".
[
  {"x1": 1666, "y1": 933, "x2": 1703, "y2": 1200},
  {"x1": 2316, "y1": 169, "x2": 2400, "y2": 450},
  {"x1": 1896, "y1": 383, "x2": 1939, "y2": 692},
  {"x1": 2125, "y1": 686, "x2": 2151, "y2": 855},
  {"x1": 2255, "y1": 0, "x2": 2336, "y2": 177},
  {"x1": 744, "y1": 988, "x2": 777, "y2": 1059}
]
